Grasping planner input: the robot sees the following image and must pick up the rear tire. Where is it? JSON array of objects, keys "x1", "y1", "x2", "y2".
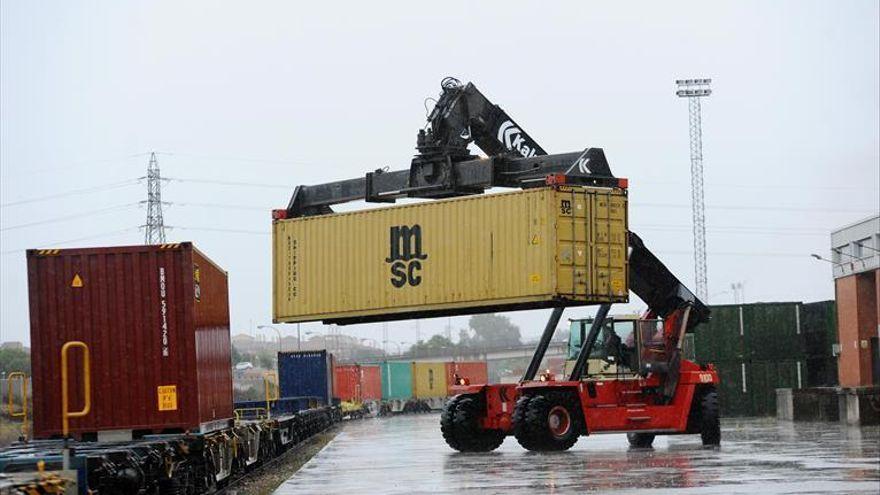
[
  {"x1": 699, "y1": 388, "x2": 721, "y2": 447},
  {"x1": 518, "y1": 392, "x2": 582, "y2": 451},
  {"x1": 627, "y1": 432, "x2": 655, "y2": 448}
]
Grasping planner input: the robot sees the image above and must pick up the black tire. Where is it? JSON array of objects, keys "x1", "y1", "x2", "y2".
[
  {"x1": 513, "y1": 394, "x2": 543, "y2": 451},
  {"x1": 626, "y1": 432, "x2": 655, "y2": 448},
  {"x1": 452, "y1": 395, "x2": 505, "y2": 452},
  {"x1": 441, "y1": 394, "x2": 505, "y2": 452},
  {"x1": 520, "y1": 392, "x2": 583, "y2": 451},
  {"x1": 440, "y1": 395, "x2": 464, "y2": 451},
  {"x1": 699, "y1": 388, "x2": 721, "y2": 447}
]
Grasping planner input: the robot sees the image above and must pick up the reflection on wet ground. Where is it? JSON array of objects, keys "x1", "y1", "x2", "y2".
[{"x1": 275, "y1": 414, "x2": 879, "y2": 494}]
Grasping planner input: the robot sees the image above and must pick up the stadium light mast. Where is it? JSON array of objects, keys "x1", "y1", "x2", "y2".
[{"x1": 675, "y1": 78, "x2": 712, "y2": 302}]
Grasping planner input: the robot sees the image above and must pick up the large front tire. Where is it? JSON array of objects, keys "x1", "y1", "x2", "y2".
[
  {"x1": 441, "y1": 394, "x2": 505, "y2": 452},
  {"x1": 441, "y1": 395, "x2": 464, "y2": 451},
  {"x1": 518, "y1": 392, "x2": 582, "y2": 451}
]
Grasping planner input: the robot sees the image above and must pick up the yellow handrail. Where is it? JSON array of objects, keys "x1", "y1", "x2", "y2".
[
  {"x1": 263, "y1": 371, "x2": 279, "y2": 418},
  {"x1": 233, "y1": 407, "x2": 268, "y2": 421},
  {"x1": 61, "y1": 341, "x2": 91, "y2": 437},
  {"x1": 7, "y1": 371, "x2": 29, "y2": 440}
]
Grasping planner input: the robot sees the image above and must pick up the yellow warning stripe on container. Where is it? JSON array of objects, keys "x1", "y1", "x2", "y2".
[
  {"x1": 159, "y1": 243, "x2": 180, "y2": 249},
  {"x1": 36, "y1": 249, "x2": 61, "y2": 255}
]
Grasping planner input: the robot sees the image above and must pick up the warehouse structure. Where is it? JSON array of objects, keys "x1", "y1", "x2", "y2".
[{"x1": 830, "y1": 215, "x2": 879, "y2": 388}]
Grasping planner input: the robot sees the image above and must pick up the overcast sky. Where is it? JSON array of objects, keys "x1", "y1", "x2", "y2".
[{"x1": 1, "y1": 1, "x2": 878, "y2": 349}]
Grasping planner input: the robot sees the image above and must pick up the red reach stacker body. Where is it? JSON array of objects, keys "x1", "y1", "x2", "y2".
[{"x1": 442, "y1": 311, "x2": 720, "y2": 452}]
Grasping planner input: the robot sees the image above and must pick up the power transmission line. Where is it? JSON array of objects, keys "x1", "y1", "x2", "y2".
[
  {"x1": 164, "y1": 177, "x2": 295, "y2": 189},
  {"x1": 0, "y1": 227, "x2": 140, "y2": 255},
  {"x1": 0, "y1": 203, "x2": 140, "y2": 231},
  {"x1": 0, "y1": 179, "x2": 140, "y2": 208}
]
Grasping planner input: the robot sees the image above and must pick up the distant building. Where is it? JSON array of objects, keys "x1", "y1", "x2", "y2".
[
  {"x1": 0, "y1": 342, "x2": 25, "y2": 350},
  {"x1": 829, "y1": 215, "x2": 879, "y2": 387}
]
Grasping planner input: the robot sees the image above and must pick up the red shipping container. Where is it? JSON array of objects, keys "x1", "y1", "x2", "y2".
[
  {"x1": 333, "y1": 365, "x2": 362, "y2": 402},
  {"x1": 445, "y1": 361, "x2": 489, "y2": 395},
  {"x1": 360, "y1": 365, "x2": 381, "y2": 401},
  {"x1": 27, "y1": 243, "x2": 233, "y2": 440}
]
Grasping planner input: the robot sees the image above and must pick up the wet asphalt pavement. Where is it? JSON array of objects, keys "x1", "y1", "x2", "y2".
[{"x1": 275, "y1": 413, "x2": 879, "y2": 494}]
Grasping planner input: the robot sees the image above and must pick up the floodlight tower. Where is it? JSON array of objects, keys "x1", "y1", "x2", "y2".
[{"x1": 675, "y1": 78, "x2": 712, "y2": 302}]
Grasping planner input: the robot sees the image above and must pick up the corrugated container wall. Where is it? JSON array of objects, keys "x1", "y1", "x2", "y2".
[
  {"x1": 412, "y1": 362, "x2": 447, "y2": 399},
  {"x1": 380, "y1": 362, "x2": 412, "y2": 400},
  {"x1": 278, "y1": 350, "x2": 334, "y2": 405},
  {"x1": 273, "y1": 185, "x2": 628, "y2": 324},
  {"x1": 26, "y1": 243, "x2": 233, "y2": 439},
  {"x1": 333, "y1": 365, "x2": 361, "y2": 402},
  {"x1": 694, "y1": 301, "x2": 837, "y2": 416},
  {"x1": 360, "y1": 365, "x2": 382, "y2": 401},
  {"x1": 445, "y1": 362, "x2": 489, "y2": 395}
]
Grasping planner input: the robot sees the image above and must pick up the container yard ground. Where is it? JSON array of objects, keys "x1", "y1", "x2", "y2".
[{"x1": 276, "y1": 414, "x2": 879, "y2": 495}]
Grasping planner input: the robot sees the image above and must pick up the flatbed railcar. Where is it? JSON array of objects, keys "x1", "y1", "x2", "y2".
[{"x1": 0, "y1": 405, "x2": 341, "y2": 494}]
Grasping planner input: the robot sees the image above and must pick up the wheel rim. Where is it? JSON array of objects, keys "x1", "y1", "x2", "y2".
[{"x1": 547, "y1": 405, "x2": 571, "y2": 438}]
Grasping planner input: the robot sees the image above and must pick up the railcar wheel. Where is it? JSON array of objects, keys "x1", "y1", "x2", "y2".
[{"x1": 520, "y1": 392, "x2": 582, "y2": 451}]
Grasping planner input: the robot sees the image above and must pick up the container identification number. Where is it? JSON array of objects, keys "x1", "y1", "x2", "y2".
[{"x1": 159, "y1": 267, "x2": 169, "y2": 357}]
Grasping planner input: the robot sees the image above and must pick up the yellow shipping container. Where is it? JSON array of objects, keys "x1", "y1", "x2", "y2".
[
  {"x1": 272, "y1": 185, "x2": 628, "y2": 324},
  {"x1": 412, "y1": 362, "x2": 448, "y2": 399}
]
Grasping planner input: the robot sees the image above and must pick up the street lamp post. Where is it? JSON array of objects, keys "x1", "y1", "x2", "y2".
[{"x1": 257, "y1": 325, "x2": 282, "y2": 354}]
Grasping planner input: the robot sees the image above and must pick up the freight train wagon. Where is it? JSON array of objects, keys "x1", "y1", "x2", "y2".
[{"x1": 3, "y1": 243, "x2": 342, "y2": 494}]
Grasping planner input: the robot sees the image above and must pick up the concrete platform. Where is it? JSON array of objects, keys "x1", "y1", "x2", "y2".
[{"x1": 275, "y1": 414, "x2": 880, "y2": 494}]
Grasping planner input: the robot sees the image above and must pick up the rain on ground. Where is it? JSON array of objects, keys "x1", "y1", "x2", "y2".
[{"x1": 275, "y1": 414, "x2": 880, "y2": 495}]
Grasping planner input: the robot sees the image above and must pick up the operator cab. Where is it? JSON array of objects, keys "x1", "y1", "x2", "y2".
[{"x1": 566, "y1": 315, "x2": 695, "y2": 380}]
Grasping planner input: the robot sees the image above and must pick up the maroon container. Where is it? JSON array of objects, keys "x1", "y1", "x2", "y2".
[{"x1": 27, "y1": 243, "x2": 233, "y2": 440}]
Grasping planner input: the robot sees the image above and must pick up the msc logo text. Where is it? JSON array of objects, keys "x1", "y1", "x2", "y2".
[{"x1": 385, "y1": 225, "x2": 428, "y2": 288}]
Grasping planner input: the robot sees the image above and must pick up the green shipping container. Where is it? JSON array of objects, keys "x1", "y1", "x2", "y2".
[
  {"x1": 694, "y1": 305, "x2": 745, "y2": 362},
  {"x1": 712, "y1": 360, "x2": 749, "y2": 416},
  {"x1": 742, "y1": 303, "x2": 804, "y2": 361},
  {"x1": 380, "y1": 361, "x2": 413, "y2": 400}
]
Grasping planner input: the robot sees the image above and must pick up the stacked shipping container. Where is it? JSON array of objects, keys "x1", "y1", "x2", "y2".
[{"x1": 694, "y1": 301, "x2": 837, "y2": 416}]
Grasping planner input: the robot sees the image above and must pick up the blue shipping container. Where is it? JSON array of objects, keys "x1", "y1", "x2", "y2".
[{"x1": 278, "y1": 350, "x2": 335, "y2": 405}]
